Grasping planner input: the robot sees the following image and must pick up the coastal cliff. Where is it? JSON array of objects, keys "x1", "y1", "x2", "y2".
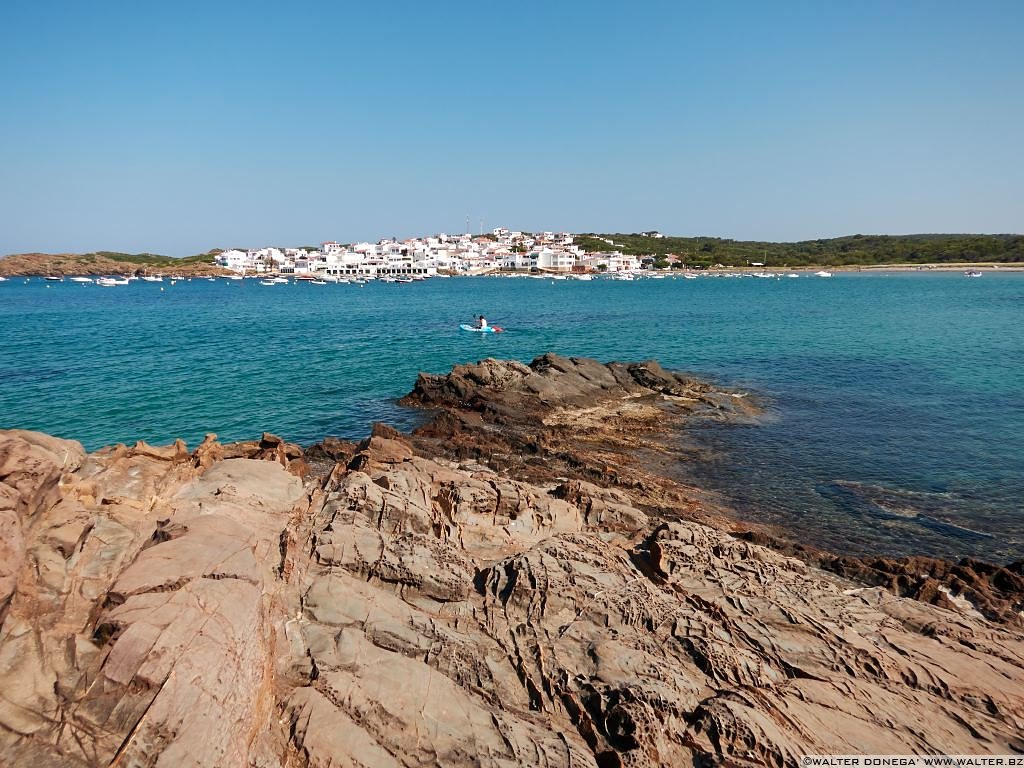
[{"x1": 1, "y1": 356, "x2": 1022, "y2": 767}]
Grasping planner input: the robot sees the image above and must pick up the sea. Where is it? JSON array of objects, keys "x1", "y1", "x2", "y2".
[{"x1": 1, "y1": 272, "x2": 1021, "y2": 563}]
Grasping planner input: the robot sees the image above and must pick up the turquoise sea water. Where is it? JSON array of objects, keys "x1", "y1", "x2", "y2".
[{"x1": 1, "y1": 273, "x2": 1021, "y2": 562}]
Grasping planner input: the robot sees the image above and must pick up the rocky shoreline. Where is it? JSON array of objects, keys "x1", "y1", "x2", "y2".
[{"x1": 1, "y1": 354, "x2": 1022, "y2": 766}]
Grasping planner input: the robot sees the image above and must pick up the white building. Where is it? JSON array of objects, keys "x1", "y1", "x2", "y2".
[
  {"x1": 534, "y1": 247, "x2": 576, "y2": 272},
  {"x1": 217, "y1": 249, "x2": 249, "y2": 272},
  {"x1": 579, "y1": 252, "x2": 641, "y2": 272}
]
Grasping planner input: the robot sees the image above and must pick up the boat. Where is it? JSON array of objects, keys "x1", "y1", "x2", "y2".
[
  {"x1": 139, "y1": 275, "x2": 163, "y2": 282},
  {"x1": 272, "y1": 276, "x2": 289, "y2": 284},
  {"x1": 786, "y1": 273, "x2": 800, "y2": 278},
  {"x1": 260, "y1": 280, "x2": 276, "y2": 286},
  {"x1": 44, "y1": 275, "x2": 64, "y2": 282},
  {"x1": 0, "y1": 277, "x2": 7, "y2": 282},
  {"x1": 814, "y1": 270, "x2": 833, "y2": 278},
  {"x1": 96, "y1": 276, "x2": 128, "y2": 287},
  {"x1": 460, "y1": 324, "x2": 504, "y2": 333},
  {"x1": 69, "y1": 276, "x2": 93, "y2": 283},
  {"x1": 964, "y1": 270, "x2": 983, "y2": 278}
]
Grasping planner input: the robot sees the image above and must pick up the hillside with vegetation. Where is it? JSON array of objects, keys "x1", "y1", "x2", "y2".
[
  {"x1": 0, "y1": 250, "x2": 229, "y2": 277},
  {"x1": 575, "y1": 233, "x2": 1024, "y2": 268}
]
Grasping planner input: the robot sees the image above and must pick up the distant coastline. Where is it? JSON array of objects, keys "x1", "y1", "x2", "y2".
[{"x1": 2, "y1": 230, "x2": 1023, "y2": 277}]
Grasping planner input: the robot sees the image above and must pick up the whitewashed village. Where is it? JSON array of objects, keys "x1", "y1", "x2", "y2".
[{"x1": 214, "y1": 229, "x2": 646, "y2": 279}]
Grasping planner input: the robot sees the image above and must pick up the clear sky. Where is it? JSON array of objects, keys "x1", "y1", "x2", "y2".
[{"x1": 1, "y1": 0, "x2": 1021, "y2": 255}]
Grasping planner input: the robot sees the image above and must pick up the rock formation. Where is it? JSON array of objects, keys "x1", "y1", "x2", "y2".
[{"x1": 1, "y1": 356, "x2": 1022, "y2": 767}]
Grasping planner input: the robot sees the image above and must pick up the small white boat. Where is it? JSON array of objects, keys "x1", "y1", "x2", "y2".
[
  {"x1": 260, "y1": 280, "x2": 276, "y2": 286},
  {"x1": 964, "y1": 270, "x2": 983, "y2": 278},
  {"x1": 272, "y1": 277, "x2": 289, "y2": 284},
  {"x1": 140, "y1": 275, "x2": 163, "y2": 282},
  {"x1": 44, "y1": 275, "x2": 64, "y2": 282},
  {"x1": 786, "y1": 273, "x2": 800, "y2": 278},
  {"x1": 683, "y1": 273, "x2": 699, "y2": 279},
  {"x1": 310, "y1": 280, "x2": 328, "y2": 285},
  {"x1": 0, "y1": 277, "x2": 7, "y2": 282},
  {"x1": 815, "y1": 270, "x2": 833, "y2": 278},
  {"x1": 69, "y1": 276, "x2": 93, "y2": 283}
]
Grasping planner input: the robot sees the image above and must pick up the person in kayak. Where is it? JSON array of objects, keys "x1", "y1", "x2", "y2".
[{"x1": 475, "y1": 314, "x2": 488, "y2": 330}]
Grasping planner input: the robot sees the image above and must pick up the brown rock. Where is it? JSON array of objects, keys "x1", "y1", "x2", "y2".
[
  {"x1": 129, "y1": 438, "x2": 189, "y2": 462},
  {"x1": 1, "y1": 357, "x2": 1022, "y2": 767}
]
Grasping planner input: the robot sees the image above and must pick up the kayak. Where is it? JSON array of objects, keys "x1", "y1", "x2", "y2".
[{"x1": 460, "y1": 324, "x2": 504, "y2": 333}]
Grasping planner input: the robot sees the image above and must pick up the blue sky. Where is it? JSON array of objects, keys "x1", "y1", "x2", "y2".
[{"x1": 1, "y1": 0, "x2": 1021, "y2": 255}]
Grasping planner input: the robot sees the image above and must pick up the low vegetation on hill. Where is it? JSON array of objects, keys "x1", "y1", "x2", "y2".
[
  {"x1": 576, "y1": 233, "x2": 1024, "y2": 268},
  {"x1": 0, "y1": 250, "x2": 228, "y2": 276}
]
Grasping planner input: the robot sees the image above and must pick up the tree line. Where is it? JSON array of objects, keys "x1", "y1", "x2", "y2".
[{"x1": 574, "y1": 233, "x2": 1024, "y2": 267}]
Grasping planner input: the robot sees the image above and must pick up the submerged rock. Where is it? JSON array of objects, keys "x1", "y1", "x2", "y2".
[{"x1": 0, "y1": 356, "x2": 1022, "y2": 766}]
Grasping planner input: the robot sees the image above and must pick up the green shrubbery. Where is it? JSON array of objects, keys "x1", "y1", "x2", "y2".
[{"x1": 575, "y1": 233, "x2": 1024, "y2": 267}]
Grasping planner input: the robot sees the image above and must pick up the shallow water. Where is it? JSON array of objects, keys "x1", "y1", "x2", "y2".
[{"x1": 1, "y1": 272, "x2": 1021, "y2": 561}]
